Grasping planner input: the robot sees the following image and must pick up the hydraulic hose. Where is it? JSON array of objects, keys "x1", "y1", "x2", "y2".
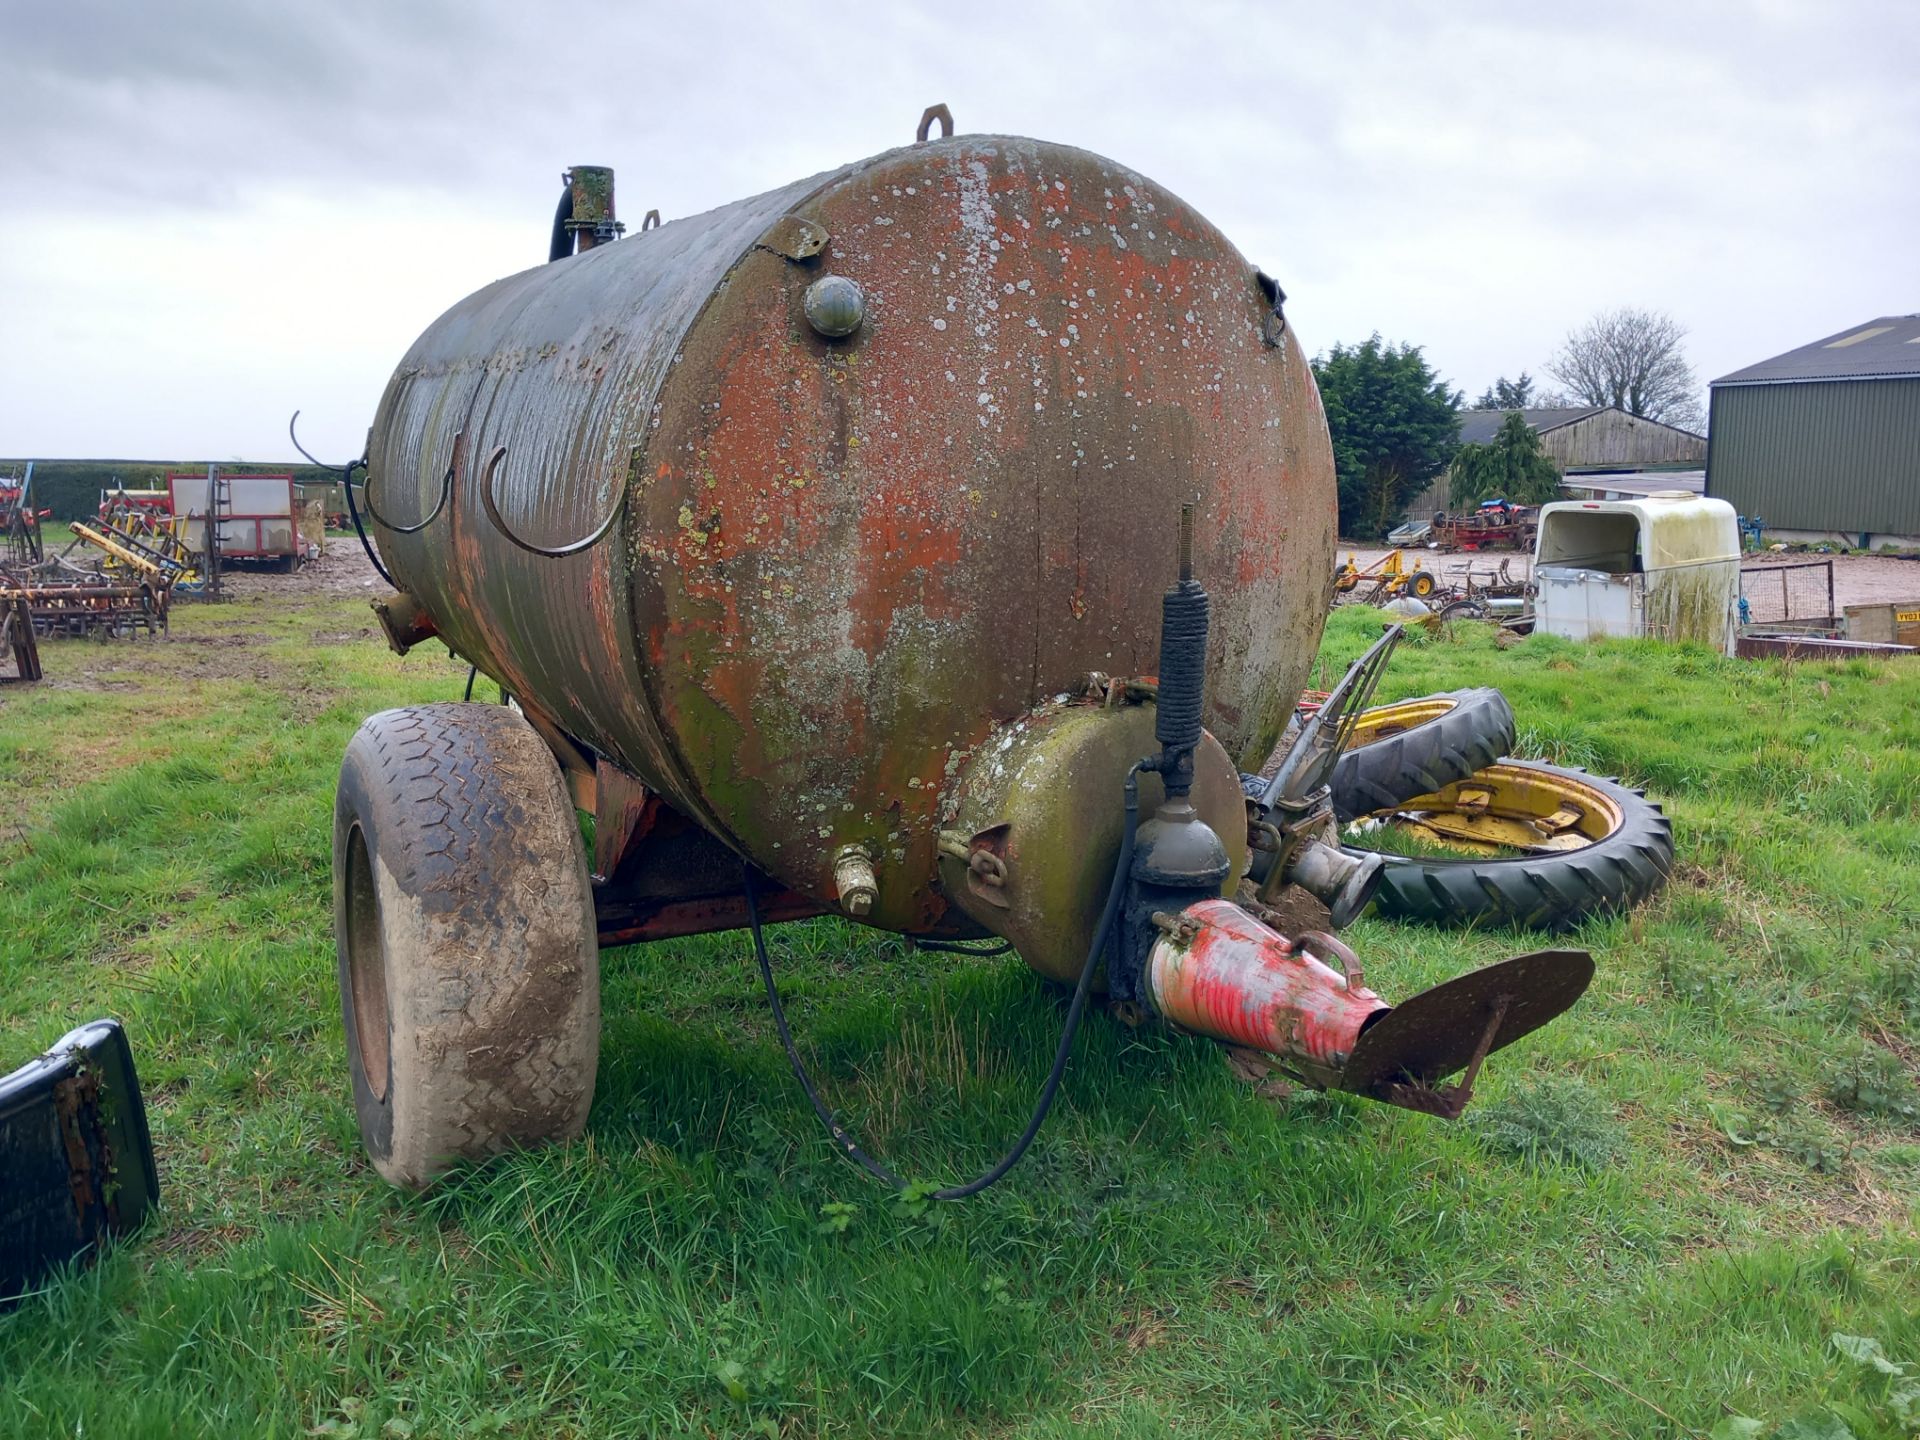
[
  {"x1": 339, "y1": 459, "x2": 396, "y2": 589},
  {"x1": 286, "y1": 412, "x2": 394, "y2": 590},
  {"x1": 746, "y1": 764, "x2": 1144, "y2": 1200},
  {"x1": 549, "y1": 187, "x2": 575, "y2": 262}
]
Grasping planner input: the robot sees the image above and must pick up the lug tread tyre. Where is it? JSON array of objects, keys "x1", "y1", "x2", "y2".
[
  {"x1": 1329, "y1": 688, "x2": 1517, "y2": 821},
  {"x1": 334, "y1": 702, "x2": 599, "y2": 1189},
  {"x1": 1351, "y1": 761, "x2": 1673, "y2": 931}
]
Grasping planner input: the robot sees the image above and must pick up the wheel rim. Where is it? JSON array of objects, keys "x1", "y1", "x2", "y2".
[
  {"x1": 1342, "y1": 696, "x2": 1460, "y2": 747},
  {"x1": 343, "y1": 824, "x2": 392, "y2": 1102},
  {"x1": 1350, "y1": 763, "x2": 1625, "y2": 858}
]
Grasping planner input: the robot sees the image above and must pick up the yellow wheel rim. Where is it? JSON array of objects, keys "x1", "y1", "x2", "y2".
[
  {"x1": 1343, "y1": 696, "x2": 1461, "y2": 748},
  {"x1": 1355, "y1": 762, "x2": 1624, "y2": 856}
]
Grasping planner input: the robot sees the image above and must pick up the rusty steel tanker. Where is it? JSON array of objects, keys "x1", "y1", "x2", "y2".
[{"x1": 335, "y1": 111, "x2": 1589, "y2": 1191}]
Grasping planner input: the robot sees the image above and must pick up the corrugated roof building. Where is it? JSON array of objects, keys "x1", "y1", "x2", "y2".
[
  {"x1": 1456, "y1": 406, "x2": 1705, "y2": 469},
  {"x1": 1405, "y1": 406, "x2": 1706, "y2": 519},
  {"x1": 1707, "y1": 315, "x2": 1920, "y2": 547}
]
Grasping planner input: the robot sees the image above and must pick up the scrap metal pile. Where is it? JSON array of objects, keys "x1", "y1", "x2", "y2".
[
  {"x1": 1, "y1": 468, "x2": 44, "y2": 568},
  {"x1": 0, "y1": 497, "x2": 206, "y2": 676},
  {"x1": 1432, "y1": 500, "x2": 1540, "y2": 552},
  {"x1": 1316, "y1": 675, "x2": 1673, "y2": 930},
  {"x1": 1387, "y1": 500, "x2": 1540, "y2": 553},
  {"x1": 1333, "y1": 548, "x2": 1533, "y2": 626}
]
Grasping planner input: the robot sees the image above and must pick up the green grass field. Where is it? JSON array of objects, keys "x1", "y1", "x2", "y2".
[{"x1": 2, "y1": 591, "x2": 1917, "y2": 1439}]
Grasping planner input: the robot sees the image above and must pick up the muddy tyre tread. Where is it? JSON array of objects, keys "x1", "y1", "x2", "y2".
[
  {"x1": 334, "y1": 702, "x2": 598, "y2": 1190},
  {"x1": 1329, "y1": 688, "x2": 1517, "y2": 821},
  {"x1": 1352, "y1": 762, "x2": 1673, "y2": 931}
]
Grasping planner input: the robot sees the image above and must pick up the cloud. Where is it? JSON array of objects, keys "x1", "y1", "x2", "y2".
[{"x1": 0, "y1": 0, "x2": 1914, "y2": 458}]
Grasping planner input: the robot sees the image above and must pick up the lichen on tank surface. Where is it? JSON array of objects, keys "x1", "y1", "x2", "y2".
[{"x1": 364, "y1": 131, "x2": 1335, "y2": 933}]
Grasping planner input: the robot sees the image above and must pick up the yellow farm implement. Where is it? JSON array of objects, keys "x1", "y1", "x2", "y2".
[{"x1": 1332, "y1": 548, "x2": 1438, "y2": 605}]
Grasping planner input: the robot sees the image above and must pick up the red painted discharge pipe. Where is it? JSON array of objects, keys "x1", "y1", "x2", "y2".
[{"x1": 1147, "y1": 898, "x2": 1386, "y2": 1069}]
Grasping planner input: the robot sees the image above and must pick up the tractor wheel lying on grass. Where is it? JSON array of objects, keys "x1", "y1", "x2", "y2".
[
  {"x1": 1344, "y1": 759, "x2": 1673, "y2": 931},
  {"x1": 1328, "y1": 688, "x2": 1516, "y2": 821},
  {"x1": 333, "y1": 702, "x2": 599, "y2": 1190}
]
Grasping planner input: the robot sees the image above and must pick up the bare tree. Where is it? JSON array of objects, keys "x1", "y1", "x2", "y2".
[{"x1": 1545, "y1": 307, "x2": 1704, "y2": 431}]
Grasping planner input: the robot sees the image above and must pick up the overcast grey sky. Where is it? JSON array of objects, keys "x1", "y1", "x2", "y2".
[{"x1": 2, "y1": 0, "x2": 1915, "y2": 462}]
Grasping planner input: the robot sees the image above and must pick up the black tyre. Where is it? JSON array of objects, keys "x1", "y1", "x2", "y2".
[
  {"x1": 1346, "y1": 760, "x2": 1673, "y2": 931},
  {"x1": 334, "y1": 702, "x2": 599, "y2": 1190},
  {"x1": 1328, "y1": 688, "x2": 1516, "y2": 821}
]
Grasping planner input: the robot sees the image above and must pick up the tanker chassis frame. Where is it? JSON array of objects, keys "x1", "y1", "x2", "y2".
[
  {"x1": 357, "y1": 553, "x2": 1592, "y2": 1196},
  {"x1": 332, "y1": 124, "x2": 1594, "y2": 1196}
]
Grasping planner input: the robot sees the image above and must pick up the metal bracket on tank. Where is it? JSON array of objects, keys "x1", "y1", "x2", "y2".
[
  {"x1": 477, "y1": 443, "x2": 632, "y2": 559},
  {"x1": 756, "y1": 214, "x2": 831, "y2": 263},
  {"x1": 361, "y1": 430, "x2": 457, "y2": 536},
  {"x1": 1256, "y1": 270, "x2": 1288, "y2": 347}
]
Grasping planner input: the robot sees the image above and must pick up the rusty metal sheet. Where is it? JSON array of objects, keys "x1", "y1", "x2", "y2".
[
  {"x1": 366, "y1": 156, "x2": 858, "y2": 841},
  {"x1": 1339, "y1": 949, "x2": 1594, "y2": 1114},
  {"x1": 757, "y1": 214, "x2": 830, "y2": 261},
  {"x1": 1736, "y1": 633, "x2": 1916, "y2": 660}
]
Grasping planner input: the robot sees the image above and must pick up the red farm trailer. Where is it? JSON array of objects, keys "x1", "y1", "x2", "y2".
[{"x1": 167, "y1": 471, "x2": 307, "y2": 569}]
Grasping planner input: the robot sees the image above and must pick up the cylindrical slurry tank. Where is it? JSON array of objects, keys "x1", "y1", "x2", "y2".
[{"x1": 366, "y1": 133, "x2": 1335, "y2": 935}]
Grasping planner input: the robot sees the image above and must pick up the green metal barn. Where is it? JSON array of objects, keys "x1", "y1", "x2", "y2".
[{"x1": 1707, "y1": 316, "x2": 1920, "y2": 549}]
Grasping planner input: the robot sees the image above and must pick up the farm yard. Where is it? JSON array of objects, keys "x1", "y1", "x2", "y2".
[
  {"x1": 2, "y1": 551, "x2": 1917, "y2": 1438},
  {"x1": 1336, "y1": 543, "x2": 1920, "y2": 625}
]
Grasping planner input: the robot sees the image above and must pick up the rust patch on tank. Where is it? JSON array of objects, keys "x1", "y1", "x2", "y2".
[
  {"x1": 366, "y1": 135, "x2": 1335, "y2": 937},
  {"x1": 638, "y1": 138, "x2": 1332, "y2": 927}
]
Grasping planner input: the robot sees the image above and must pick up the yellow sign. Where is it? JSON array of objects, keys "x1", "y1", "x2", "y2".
[{"x1": 1897, "y1": 609, "x2": 1920, "y2": 624}]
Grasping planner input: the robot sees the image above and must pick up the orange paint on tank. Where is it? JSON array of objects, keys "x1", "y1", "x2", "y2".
[{"x1": 369, "y1": 134, "x2": 1337, "y2": 930}]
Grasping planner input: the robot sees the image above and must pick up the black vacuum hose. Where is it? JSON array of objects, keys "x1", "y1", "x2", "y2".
[
  {"x1": 746, "y1": 764, "x2": 1144, "y2": 1200},
  {"x1": 548, "y1": 186, "x2": 574, "y2": 262}
]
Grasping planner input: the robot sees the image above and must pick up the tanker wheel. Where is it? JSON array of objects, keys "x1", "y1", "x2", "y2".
[
  {"x1": 1328, "y1": 688, "x2": 1516, "y2": 821},
  {"x1": 1343, "y1": 760, "x2": 1673, "y2": 931},
  {"x1": 333, "y1": 702, "x2": 599, "y2": 1190}
]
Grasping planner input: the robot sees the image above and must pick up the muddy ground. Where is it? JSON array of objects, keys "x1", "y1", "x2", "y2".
[
  {"x1": 12, "y1": 539, "x2": 388, "y2": 695},
  {"x1": 215, "y1": 535, "x2": 386, "y2": 599}
]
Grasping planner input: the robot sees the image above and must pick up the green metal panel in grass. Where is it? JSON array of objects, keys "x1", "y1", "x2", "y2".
[{"x1": 1707, "y1": 376, "x2": 1920, "y2": 536}]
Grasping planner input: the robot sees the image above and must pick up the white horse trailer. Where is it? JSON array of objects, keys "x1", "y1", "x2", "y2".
[{"x1": 1533, "y1": 493, "x2": 1740, "y2": 654}]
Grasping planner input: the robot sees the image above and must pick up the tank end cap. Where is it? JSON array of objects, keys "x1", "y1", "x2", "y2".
[{"x1": 804, "y1": 275, "x2": 866, "y2": 339}]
